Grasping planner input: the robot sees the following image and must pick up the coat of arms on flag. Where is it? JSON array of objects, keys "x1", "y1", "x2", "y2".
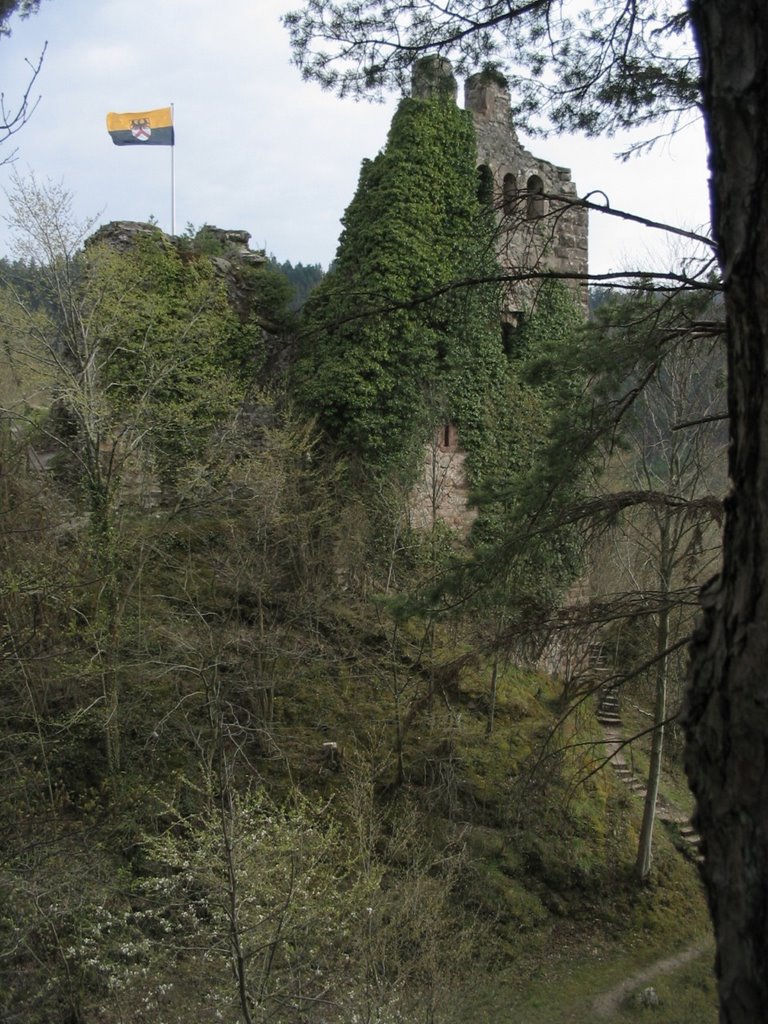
[
  {"x1": 106, "y1": 107, "x2": 175, "y2": 147},
  {"x1": 130, "y1": 117, "x2": 152, "y2": 142}
]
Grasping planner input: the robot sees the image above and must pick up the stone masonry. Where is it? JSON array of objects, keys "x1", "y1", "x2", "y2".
[
  {"x1": 467, "y1": 71, "x2": 588, "y2": 316},
  {"x1": 412, "y1": 56, "x2": 589, "y2": 317}
]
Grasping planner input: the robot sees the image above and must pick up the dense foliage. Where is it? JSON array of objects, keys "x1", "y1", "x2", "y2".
[
  {"x1": 294, "y1": 91, "x2": 505, "y2": 478},
  {"x1": 91, "y1": 236, "x2": 249, "y2": 484},
  {"x1": 0, "y1": 53, "x2": 720, "y2": 1017},
  {"x1": 436, "y1": 280, "x2": 588, "y2": 637}
]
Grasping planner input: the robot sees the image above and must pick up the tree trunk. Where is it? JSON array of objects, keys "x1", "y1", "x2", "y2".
[
  {"x1": 685, "y1": 1, "x2": 768, "y2": 1020},
  {"x1": 91, "y1": 500, "x2": 122, "y2": 779},
  {"x1": 636, "y1": 520, "x2": 671, "y2": 882}
]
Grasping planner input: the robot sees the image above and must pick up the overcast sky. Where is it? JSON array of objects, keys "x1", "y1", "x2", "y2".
[{"x1": 1, "y1": 0, "x2": 711, "y2": 272}]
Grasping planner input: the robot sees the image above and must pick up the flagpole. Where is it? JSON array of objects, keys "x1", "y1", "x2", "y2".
[{"x1": 170, "y1": 102, "x2": 176, "y2": 235}]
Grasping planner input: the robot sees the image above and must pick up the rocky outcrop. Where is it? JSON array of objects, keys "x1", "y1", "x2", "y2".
[
  {"x1": 86, "y1": 220, "x2": 267, "y2": 272},
  {"x1": 86, "y1": 221, "x2": 289, "y2": 381},
  {"x1": 85, "y1": 220, "x2": 167, "y2": 253}
]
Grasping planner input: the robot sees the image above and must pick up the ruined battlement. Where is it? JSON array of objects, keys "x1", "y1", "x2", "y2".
[{"x1": 412, "y1": 57, "x2": 589, "y2": 314}]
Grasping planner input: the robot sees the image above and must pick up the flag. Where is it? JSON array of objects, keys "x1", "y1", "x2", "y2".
[{"x1": 106, "y1": 106, "x2": 174, "y2": 146}]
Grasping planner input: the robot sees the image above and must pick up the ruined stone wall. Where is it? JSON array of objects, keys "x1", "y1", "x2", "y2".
[
  {"x1": 410, "y1": 58, "x2": 589, "y2": 319},
  {"x1": 407, "y1": 59, "x2": 589, "y2": 536},
  {"x1": 409, "y1": 429, "x2": 478, "y2": 537},
  {"x1": 465, "y1": 72, "x2": 589, "y2": 315}
]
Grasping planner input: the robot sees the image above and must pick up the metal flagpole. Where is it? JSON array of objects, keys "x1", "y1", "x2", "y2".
[{"x1": 170, "y1": 102, "x2": 176, "y2": 235}]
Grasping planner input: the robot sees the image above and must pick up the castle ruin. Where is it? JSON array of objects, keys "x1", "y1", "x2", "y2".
[
  {"x1": 412, "y1": 56, "x2": 589, "y2": 320},
  {"x1": 409, "y1": 57, "x2": 589, "y2": 535}
]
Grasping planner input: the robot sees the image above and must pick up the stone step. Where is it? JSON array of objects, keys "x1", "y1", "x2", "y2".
[
  {"x1": 597, "y1": 715, "x2": 623, "y2": 727},
  {"x1": 598, "y1": 705, "x2": 702, "y2": 869},
  {"x1": 680, "y1": 828, "x2": 702, "y2": 846}
]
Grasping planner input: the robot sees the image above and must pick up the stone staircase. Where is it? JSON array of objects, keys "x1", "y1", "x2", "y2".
[
  {"x1": 596, "y1": 687, "x2": 622, "y2": 729},
  {"x1": 597, "y1": 687, "x2": 703, "y2": 864},
  {"x1": 678, "y1": 822, "x2": 703, "y2": 858}
]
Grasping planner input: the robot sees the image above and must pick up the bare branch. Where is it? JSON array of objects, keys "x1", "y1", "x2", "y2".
[
  {"x1": 672, "y1": 412, "x2": 728, "y2": 431},
  {"x1": 0, "y1": 41, "x2": 46, "y2": 165},
  {"x1": 575, "y1": 190, "x2": 715, "y2": 250}
]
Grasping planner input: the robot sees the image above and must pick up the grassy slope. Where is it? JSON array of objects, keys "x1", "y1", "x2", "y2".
[{"x1": 260, "y1": 613, "x2": 715, "y2": 1020}]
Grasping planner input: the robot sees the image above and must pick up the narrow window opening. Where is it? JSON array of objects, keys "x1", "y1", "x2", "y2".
[
  {"x1": 526, "y1": 174, "x2": 546, "y2": 219},
  {"x1": 502, "y1": 315, "x2": 524, "y2": 357},
  {"x1": 502, "y1": 173, "x2": 517, "y2": 216},
  {"x1": 477, "y1": 164, "x2": 493, "y2": 206},
  {"x1": 438, "y1": 423, "x2": 458, "y2": 451}
]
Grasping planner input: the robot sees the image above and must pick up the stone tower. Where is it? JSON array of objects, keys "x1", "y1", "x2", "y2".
[
  {"x1": 408, "y1": 58, "x2": 589, "y2": 536},
  {"x1": 412, "y1": 58, "x2": 589, "y2": 319}
]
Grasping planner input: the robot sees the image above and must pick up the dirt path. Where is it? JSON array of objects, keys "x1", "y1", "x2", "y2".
[{"x1": 591, "y1": 939, "x2": 713, "y2": 1018}]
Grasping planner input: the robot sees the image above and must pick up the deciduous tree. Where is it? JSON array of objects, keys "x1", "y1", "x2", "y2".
[
  {"x1": 595, "y1": 318, "x2": 725, "y2": 881},
  {"x1": 0, "y1": 173, "x2": 246, "y2": 777}
]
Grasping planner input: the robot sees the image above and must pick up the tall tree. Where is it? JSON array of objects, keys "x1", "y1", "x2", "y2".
[
  {"x1": 0, "y1": 173, "x2": 246, "y2": 778},
  {"x1": 684, "y1": 3, "x2": 768, "y2": 1021},
  {"x1": 598, "y1": 328, "x2": 725, "y2": 882},
  {"x1": 283, "y1": 0, "x2": 699, "y2": 137}
]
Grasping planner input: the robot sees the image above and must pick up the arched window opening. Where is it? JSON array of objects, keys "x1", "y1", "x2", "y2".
[
  {"x1": 477, "y1": 164, "x2": 493, "y2": 207},
  {"x1": 526, "y1": 174, "x2": 546, "y2": 219},
  {"x1": 502, "y1": 173, "x2": 517, "y2": 216}
]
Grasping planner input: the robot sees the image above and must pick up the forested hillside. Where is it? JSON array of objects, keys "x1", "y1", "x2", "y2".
[
  {"x1": 0, "y1": 100, "x2": 720, "y2": 1024},
  {"x1": 268, "y1": 256, "x2": 324, "y2": 310}
]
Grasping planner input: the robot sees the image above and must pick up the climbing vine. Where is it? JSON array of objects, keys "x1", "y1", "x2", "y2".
[
  {"x1": 293, "y1": 88, "x2": 586, "y2": 622},
  {"x1": 293, "y1": 92, "x2": 505, "y2": 480},
  {"x1": 87, "y1": 234, "x2": 248, "y2": 487},
  {"x1": 469, "y1": 279, "x2": 586, "y2": 602}
]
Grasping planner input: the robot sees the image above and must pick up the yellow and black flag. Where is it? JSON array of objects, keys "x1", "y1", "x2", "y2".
[{"x1": 106, "y1": 106, "x2": 174, "y2": 146}]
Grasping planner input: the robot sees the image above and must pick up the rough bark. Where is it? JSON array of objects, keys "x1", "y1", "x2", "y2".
[{"x1": 685, "y1": 1, "x2": 768, "y2": 1021}]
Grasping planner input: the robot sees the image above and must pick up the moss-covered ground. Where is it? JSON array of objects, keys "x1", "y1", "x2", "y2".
[{"x1": 255, "y1": 616, "x2": 716, "y2": 1020}]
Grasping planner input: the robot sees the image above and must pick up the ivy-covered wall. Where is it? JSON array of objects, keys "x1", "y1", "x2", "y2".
[{"x1": 293, "y1": 91, "x2": 506, "y2": 481}]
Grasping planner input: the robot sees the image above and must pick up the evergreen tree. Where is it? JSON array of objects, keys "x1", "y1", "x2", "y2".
[
  {"x1": 0, "y1": 0, "x2": 42, "y2": 36},
  {"x1": 268, "y1": 257, "x2": 325, "y2": 311}
]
